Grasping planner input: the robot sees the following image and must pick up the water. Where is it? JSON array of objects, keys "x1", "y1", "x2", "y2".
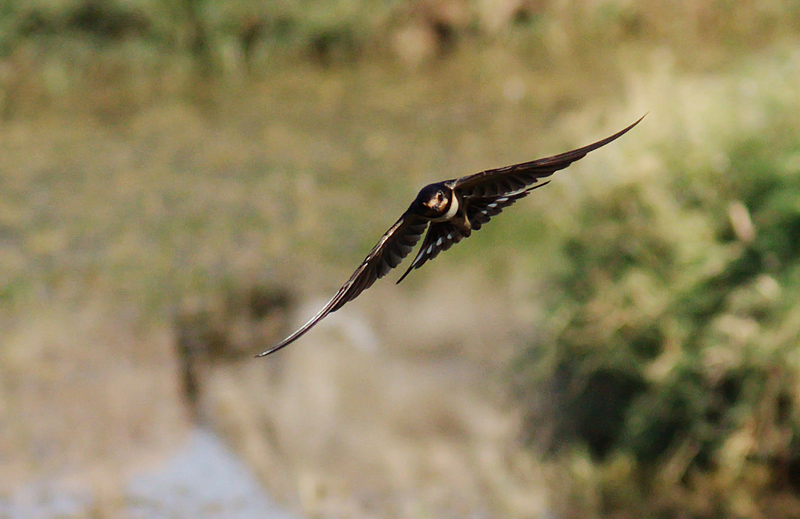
[{"x1": 0, "y1": 428, "x2": 297, "y2": 519}]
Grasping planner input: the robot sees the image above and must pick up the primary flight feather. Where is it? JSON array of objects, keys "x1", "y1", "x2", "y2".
[{"x1": 258, "y1": 116, "x2": 644, "y2": 356}]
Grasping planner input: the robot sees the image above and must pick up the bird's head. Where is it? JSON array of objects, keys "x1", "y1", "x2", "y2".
[{"x1": 416, "y1": 183, "x2": 454, "y2": 218}]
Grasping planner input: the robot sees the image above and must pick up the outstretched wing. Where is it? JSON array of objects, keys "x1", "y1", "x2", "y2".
[
  {"x1": 257, "y1": 212, "x2": 428, "y2": 356},
  {"x1": 453, "y1": 116, "x2": 644, "y2": 198},
  {"x1": 395, "y1": 185, "x2": 544, "y2": 283}
]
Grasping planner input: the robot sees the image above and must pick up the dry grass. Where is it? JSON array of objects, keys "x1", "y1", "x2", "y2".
[
  {"x1": 186, "y1": 267, "x2": 555, "y2": 518},
  {"x1": 0, "y1": 58, "x2": 635, "y2": 516},
  {"x1": 0, "y1": 50, "x2": 636, "y2": 517},
  {"x1": 0, "y1": 299, "x2": 186, "y2": 496}
]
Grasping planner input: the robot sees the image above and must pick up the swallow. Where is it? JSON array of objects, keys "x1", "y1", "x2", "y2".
[{"x1": 257, "y1": 116, "x2": 644, "y2": 356}]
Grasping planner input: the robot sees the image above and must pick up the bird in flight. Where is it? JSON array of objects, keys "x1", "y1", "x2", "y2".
[{"x1": 258, "y1": 116, "x2": 644, "y2": 356}]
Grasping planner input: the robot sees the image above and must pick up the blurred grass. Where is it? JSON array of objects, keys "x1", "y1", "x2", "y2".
[
  {"x1": 2, "y1": 1, "x2": 800, "y2": 518},
  {"x1": 1, "y1": 0, "x2": 800, "y2": 115}
]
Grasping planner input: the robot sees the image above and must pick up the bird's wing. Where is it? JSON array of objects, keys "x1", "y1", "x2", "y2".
[
  {"x1": 257, "y1": 212, "x2": 428, "y2": 356},
  {"x1": 452, "y1": 116, "x2": 644, "y2": 198},
  {"x1": 395, "y1": 221, "x2": 466, "y2": 284},
  {"x1": 395, "y1": 185, "x2": 543, "y2": 283},
  {"x1": 465, "y1": 184, "x2": 546, "y2": 231}
]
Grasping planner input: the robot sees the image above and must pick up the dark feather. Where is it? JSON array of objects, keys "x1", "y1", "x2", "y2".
[
  {"x1": 256, "y1": 212, "x2": 427, "y2": 356},
  {"x1": 466, "y1": 185, "x2": 544, "y2": 230},
  {"x1": 453, "y1": 116, "x2": 644, "y2": 198},
  {"x1": 396, "y1": 184, "x2": 547, "y2": 283},
  {"x1": 396, "y1": 221, "x2": 466, "y2": 284}
]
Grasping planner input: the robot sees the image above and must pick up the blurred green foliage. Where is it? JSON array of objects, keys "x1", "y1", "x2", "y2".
[
  {"x1": 518, "y1": 122, "x2": 800, "y2": 516},
  {"x1": 1, "y1": 0, "x2": 800, "y2": 74},
  {"x1": 0, "y1": 0, "x2": 401, "y2": 69}
]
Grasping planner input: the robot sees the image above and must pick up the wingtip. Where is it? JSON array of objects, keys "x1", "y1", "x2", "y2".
[
  {"x1": 255, "y1": 339, "x2": 291, "y2": 357},
  {"x1": 588, "y1": 114, "x2": 646, "y2": 150},
  {"x1": 395, "y1": 263, "x2": 415, "y2": 284},
  {"x1": 631, "y1": 113, "x2": 647, "y2": 128},
  {"x1": 255, "y1": 347, "x2": 277, "y2": 358},
  {"x1": 617, "y1": 113, "x2": 647, "y2": 136}
]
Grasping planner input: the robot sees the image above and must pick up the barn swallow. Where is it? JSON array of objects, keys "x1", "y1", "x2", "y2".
[{"x1": 257, "y1": 116, "x2": 644, "y2": 356}]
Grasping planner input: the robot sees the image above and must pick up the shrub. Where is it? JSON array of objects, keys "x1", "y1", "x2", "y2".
[{"x1": 517, "y1": 133, "x2": 800, "y2": 518}]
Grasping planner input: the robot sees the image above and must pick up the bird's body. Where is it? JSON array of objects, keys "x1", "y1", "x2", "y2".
[{"x1": 258, "y1": 116, "x2": 644, "y2": 356}]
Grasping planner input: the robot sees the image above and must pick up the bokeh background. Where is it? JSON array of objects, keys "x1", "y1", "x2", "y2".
[{"x1": 2, "y1": 1, "x2": 800, "y2": 518}]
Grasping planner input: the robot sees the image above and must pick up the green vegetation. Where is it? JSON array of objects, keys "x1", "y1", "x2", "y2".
[
  {"x1": 517, "y1": 57, "x2": 800, "y2": 518},
  {"x1": 1, "y1": 0, "x2": 800, "y2": 99}
]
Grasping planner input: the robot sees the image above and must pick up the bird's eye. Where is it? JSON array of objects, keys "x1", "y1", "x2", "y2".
[{"x1": 437, "y1": 190, "x2": 444, "y2": 200}]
